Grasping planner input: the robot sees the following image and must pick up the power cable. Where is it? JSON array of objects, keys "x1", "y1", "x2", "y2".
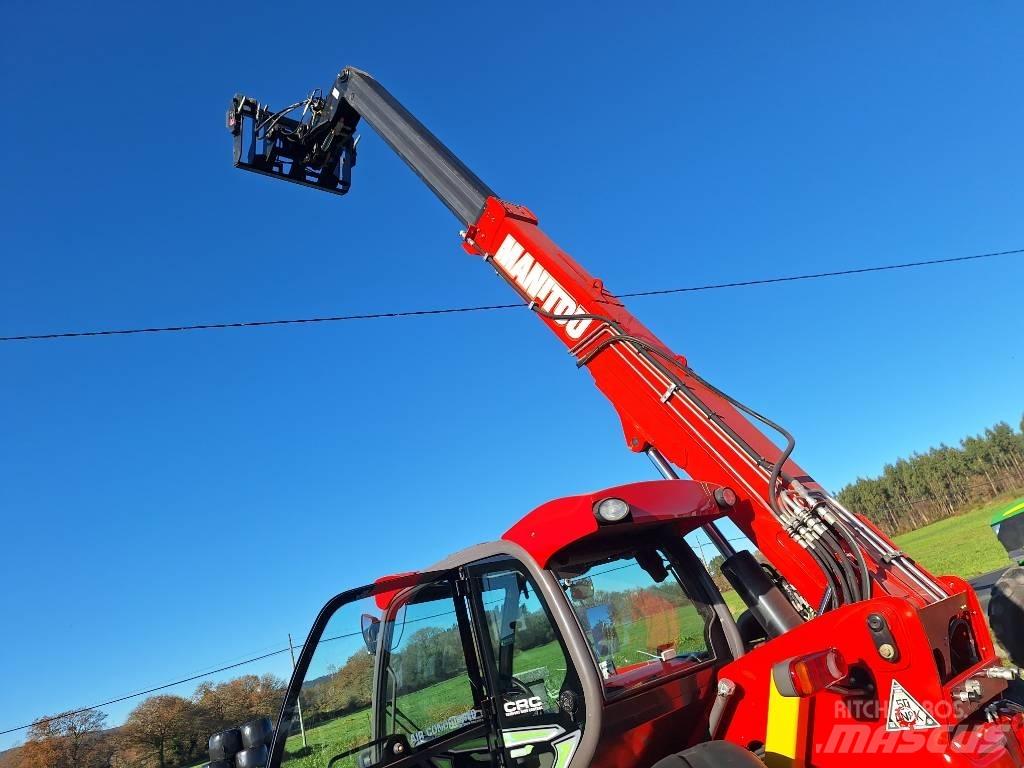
[
  {"x1": 0, "y1": 647, "x2": 293, "y2": 737},
  {"x1": 0, "y1": 597, "x2": 506, "y2": 738},
  {"x1": 1, "y1": 246, "x2": 1019, "y2": 343}
]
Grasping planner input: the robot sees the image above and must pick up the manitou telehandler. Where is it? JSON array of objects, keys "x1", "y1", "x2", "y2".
[{"x1": 222, "y1": 68, "x2": 1024, "y2": 768}]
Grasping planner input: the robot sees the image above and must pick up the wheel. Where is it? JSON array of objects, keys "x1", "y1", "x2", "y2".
[
  {"x1": 209, "y1": 729, "x2": 243, "y2": 761},
  {"x1": 240, "y1": 717, "x2": 274, "y2": 749},
  {"x1": 209, "y1": 761, "x2": 232, "y2": 768},
  {"x1": 651, "y1": 741, "x2": 765, "y2": 768},
  {"x1": 989, "y1": 566, "x2": 1024, "y2": 666},
  {"x1": 235, "y1": 745, "x2": 269, "y2": 768}
]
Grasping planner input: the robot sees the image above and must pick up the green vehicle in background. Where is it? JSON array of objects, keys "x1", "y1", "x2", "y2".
[
  {"x1": 991, "y1": 496, "x2": 1024, "y2": 565},
  {"x1": 989, "y1": 496, "x2": 1024, "y2": 667}
]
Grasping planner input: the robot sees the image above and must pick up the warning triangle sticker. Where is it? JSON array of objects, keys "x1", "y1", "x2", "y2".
[{"x1": 886, "y1": 680, "x2": 940, "y2": 731}]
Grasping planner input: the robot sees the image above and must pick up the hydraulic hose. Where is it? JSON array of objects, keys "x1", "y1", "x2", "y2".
[
  {"x1": 809, "y1": 536, "x2": 852, "y2": 605},
  {"x1": 523, "y1": 303, "x2": 843, "y2": 605},
  {"x1": 803, "y1": 539, "x2": 842, "y2": 609},
  {"x1": 818, "y1": 528, "x2": 860, "y2": 602},
  {"x1": 831, "y1": 515, "x2": 872, "y2": 600}
]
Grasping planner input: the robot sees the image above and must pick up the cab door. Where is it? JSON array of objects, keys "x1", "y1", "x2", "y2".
[
  {"x1": 373, "y1": 575, "x2": 501, "y2": 768},
  {"x1": 464, "y1": 558, "x2": 587, "y2": 768},
  {"x1": 270, "y1": 572, "x2": 504, "y2": 768}
]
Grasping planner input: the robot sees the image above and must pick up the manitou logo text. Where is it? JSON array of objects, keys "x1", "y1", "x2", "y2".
[{"x1": 493, "y1": 235, "x2": 593, "y2": 340}]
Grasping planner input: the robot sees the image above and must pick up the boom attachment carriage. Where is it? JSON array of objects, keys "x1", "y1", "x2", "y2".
[{"x1": 228, "y1": 89, "x2": 359, "y2": 197}]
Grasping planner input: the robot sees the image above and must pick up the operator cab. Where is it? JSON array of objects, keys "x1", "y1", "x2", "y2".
[{"x1": 266, "y1": 480, "x2": 745, "y2": 768}]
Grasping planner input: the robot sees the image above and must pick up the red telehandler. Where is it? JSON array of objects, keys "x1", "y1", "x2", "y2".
[{"x1": 221, "y1": 68, "x2": 1024, "y2": 768}]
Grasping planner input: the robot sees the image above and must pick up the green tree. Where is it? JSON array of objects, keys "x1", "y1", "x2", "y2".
[
  {"x1": 122, "y1": 696, "x2": 193, "y2": 768},
  {"x1": 839, "y1": 417, "x2": 1024, "y2": 534}
]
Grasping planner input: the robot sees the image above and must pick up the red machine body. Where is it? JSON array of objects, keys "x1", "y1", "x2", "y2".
[
  {"x1": 498, "y1": 479, "x2": 1022, "y2": 767},
  {"x1": 226, "y1": 68, "x2": 1024, "y2": 768}
]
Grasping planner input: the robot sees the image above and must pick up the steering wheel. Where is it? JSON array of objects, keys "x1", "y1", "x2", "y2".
[{"x1": 508, "y1": 677, "x2": 533, "y2": 697}]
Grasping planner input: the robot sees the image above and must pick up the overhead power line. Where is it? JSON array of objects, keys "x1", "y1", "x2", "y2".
[
  {"x1": 2, "y1": 246, "x2": 1020, "y2": 343},
  {"x1": 0, "y1": 596, "x2": 498, "y2": 738},
  {"x1": 0, "y1": 647, "x2": 293, "y2": 737}
]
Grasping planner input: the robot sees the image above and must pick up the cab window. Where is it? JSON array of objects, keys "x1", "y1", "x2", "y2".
[
  {"x1": 472, "y1": 569, "x2": 570, "y2": 714},
  {"x1": 277, "y1": 576, "x2": 490, "y2": 768},
  {"x1": 558, "y1": 545, "x2": 715, "y2": 693},
  {"x1": 379, "y1": 582, "x2": 480, "y2": 747},
  {"x1": 468, "y1": 560, "x2": 586, "y2": 767}
]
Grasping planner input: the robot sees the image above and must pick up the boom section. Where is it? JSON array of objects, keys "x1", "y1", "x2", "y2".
[
  {"x1": 226, "y1": 67, "x2": 948, "y2": 611},
  {"x1": 462, "y1": 198, "x2": 945, "y2": 607}
]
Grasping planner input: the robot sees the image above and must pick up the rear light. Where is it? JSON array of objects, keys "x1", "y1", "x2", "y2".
[{"x1": 773, "y1": 648, "x2": 849, "y2": 697}]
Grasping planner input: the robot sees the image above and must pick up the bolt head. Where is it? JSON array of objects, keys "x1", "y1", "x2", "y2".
[{"x1": 879, "y1": 643, "x2": 896, "y2": 660}]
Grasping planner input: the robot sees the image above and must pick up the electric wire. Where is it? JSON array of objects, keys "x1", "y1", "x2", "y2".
[
  {"x1": 2, "y1": 246, "x2": 1019, "y2": 343},
  {"x1": 613, "y1": 246, "x2": 1024, "y2": 298},
  {"x1": 0, "y1": 595, "x2": 503, "y2": 738},
  {"x1": 3, "y1": 246, "x2": 1015, "y2": 730},
  {"x1": 0, "y1": 647, "x2": 294, "y2": 737}
]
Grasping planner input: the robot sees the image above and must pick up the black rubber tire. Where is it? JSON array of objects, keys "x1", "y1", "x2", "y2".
[
  {"x1": 235, "y1": 745, "x2": 269, "y2": 768},
  {"x1": 209, "y1": 729, "x2": 243, "y2": 761},
  {"x1": 240, "y1": 717, "x2": 274, "y2": 749},
  {"x1": 651, "y1": 741, "x2": 766, "y2": 768},
  {"x1": 988, "y1": 566, "x2": 1024, "y2": 666},
  {"x1": 209, "y1": 761, "x2": 232, "y2": 768}
]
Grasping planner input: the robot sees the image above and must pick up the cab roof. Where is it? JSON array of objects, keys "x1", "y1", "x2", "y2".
[{"x1": 502, "y1": 478, "x2": 722, "y2": 567}]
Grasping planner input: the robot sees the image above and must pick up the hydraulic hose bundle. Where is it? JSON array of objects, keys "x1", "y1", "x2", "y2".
[{"x1": 524, "y1": 300, "x2": 943, "y2": 612}]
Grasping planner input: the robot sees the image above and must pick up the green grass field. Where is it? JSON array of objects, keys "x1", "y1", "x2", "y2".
[
  {"x1": 893, "y1": 495, "x2": 1015, "y2": 580},
  {"x1": 722, "y1": 589, "x2": 746, "y2": 618}
]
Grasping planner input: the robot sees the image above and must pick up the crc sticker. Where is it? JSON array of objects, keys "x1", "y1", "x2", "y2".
[
  {"x1": 503, "y1": 696, "x2": 545, "y2": 717},
  {"x1": 886, "y1": 680, "x2": 940, "y2": 731}
]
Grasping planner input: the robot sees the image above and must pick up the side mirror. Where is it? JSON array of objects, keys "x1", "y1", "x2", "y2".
[
  {"x1": 569, "y1": 577, "x2": 594, "y2": 601},
  {"x1": 361, "y1": 613, "x2": 380, "y2": 655}
]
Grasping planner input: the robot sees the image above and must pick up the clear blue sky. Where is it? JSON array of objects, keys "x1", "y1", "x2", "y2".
[{"x1": 2, "y1": 1, "x2": 1023, "y2": 747}]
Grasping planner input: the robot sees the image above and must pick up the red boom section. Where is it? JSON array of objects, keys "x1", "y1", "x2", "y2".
[{"x1": 465, "y1": 197, "x2": 934, "y2": 607}]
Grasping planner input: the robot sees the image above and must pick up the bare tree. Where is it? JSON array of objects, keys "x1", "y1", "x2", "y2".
[{"x1": 15, "y1": 711, "x2": 109, "y2": 768}]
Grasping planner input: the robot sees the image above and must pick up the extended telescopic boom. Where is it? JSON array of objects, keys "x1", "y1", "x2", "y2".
[{"x1": 227, "y1": 66, "x2": 947, "y2": 611}]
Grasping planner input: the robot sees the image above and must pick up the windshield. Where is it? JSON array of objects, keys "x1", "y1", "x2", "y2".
[{"x1": 557, "y1": 544, "x2": 716, "y2": 693}]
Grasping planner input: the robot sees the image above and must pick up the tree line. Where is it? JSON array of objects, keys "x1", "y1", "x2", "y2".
[
  {"x1": 836, "y1": 416, "x2": 1024, "y2": 535},
  {"x1": 1, "y1": 674, "x2": 285, "y2": 768}
]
